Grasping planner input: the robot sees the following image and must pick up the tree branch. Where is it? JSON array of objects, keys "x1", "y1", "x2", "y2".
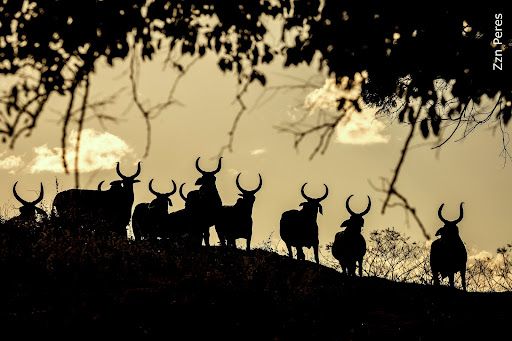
[{"x1": 74, "y1": 76, "x2": 90, "y2": 189}]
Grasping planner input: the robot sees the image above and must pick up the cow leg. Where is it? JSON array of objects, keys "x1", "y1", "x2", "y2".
[
  {"x1": 432, "y1": 270, "x2": 440, "y2": 286},
  {"x1": 246, "y1": 237, "x2": 251, "y2": 251},
  {"x1": 296, "y1": 247, "x2": 305, "y2": 261},
  {"x1": 203, "y1": 227, "x2": 210, "y2": 246},
  {"x1": 286, "y1": 244, "x2": 293, "y2": 259},
  {"x1": 218, "y1": 233, "x2": 226, "y2": 246},
  {"x1": 358, "y1": 259, "x2": 363, "y2": 277},
  {"x1": 460, "y1": 268, "x2": 467, "y2": 291},
  {"x1": 313, "y1": 244, "x2": 319, "y2": 263},
  {"x1": 349, "y1": 265, "x2": 355, "y2": 277}
]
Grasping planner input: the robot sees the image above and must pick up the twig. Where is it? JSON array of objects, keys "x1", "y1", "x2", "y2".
[{"x1": 74, "y1": 76, "x2": 90, "y2": 189}]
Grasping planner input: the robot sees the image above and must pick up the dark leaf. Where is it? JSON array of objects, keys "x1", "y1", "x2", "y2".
[
  {"x1": 337, "y1": 98, "x2": 346, "y2": 111},
  {"x1": 408, "y1": 109, "x2": 416, "y2": 124},
  {"x1": 352, "y1": 99, "x2": 361, "y2": 112},
  {"x1": 198, "y1": 45, "x2": 206, "y2": 57},
  {"x1": 420, "y1": 119, "x2": 429, "y2": 138},
  {"x1": 398, "y1": 107, "x2": 408, "y2": 123},
  {"x1": 431, "y1": 114, "x2": 441, "y2": 136},
  {"x1": 503, "y1": 106, "x2": 512, "y2": 125},
  {"x1": 250, "y1": 70, "x2": 266, "y2": 85}
]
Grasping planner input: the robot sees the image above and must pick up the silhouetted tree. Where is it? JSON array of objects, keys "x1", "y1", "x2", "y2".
[{"x1": 1, "y1": 2, "x2": 510, "y2": 235}]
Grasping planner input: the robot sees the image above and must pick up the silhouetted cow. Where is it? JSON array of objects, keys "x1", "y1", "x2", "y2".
[
  {"x1": 216, "y1": 173, "x2": 262, "y2": 250},
  {"x1": 332, "y1": 195, "x2": 371, "y2": 277},
  {"x1": 52, "y1": 162, "x2": 141, "y2": 237},
  {"x1": 280, "y1": 183, "x2": 328, "y2": 263},
  {"x1": 132, "y1": 179, "x2": 177, "y2": 241},
  {"x1": 7, "y1": 181, "x2": 47, "y2": 229},
  {"x1": 183, "y1": 157, "x2": 223, "y2": 246},
  {"x1": 430, "y1": 203, "x2": 467, "y2": 291}
]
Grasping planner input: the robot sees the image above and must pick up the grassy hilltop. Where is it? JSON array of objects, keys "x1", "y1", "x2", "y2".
[{"x1": 0, "y1": 223, "x2": 511, "y2": 340}]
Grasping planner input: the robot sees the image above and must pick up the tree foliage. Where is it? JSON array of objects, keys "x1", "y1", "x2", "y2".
[{"x1": 1, "y1": 1, "x2": 510, "y2": 148}]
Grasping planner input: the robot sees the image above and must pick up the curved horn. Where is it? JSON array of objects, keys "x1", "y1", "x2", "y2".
[
  {"x1": 168, "y1": 180, "x2": 177, "y2": 196},
  {"x1": 213, "y1": 157, "x2": 222, "y2": 174},
  {"x1": 195, "y1": 157, "x2": 222, "y2": 175},
  {"x1": 438, "y1": 204, "x2": 449, "y2": 224},
  {"x1": 454, "y1": 202, "x2": 464, "y2": 224},
  {"x1": 148, "y1": 179, "x2": 159, "y2": 196},
  {"x1": 236, "y1": 173, "x2": 263, "y2": 194},
  {"x1": 34, "y1": 183, "x2": 44, "y2": 205},
  {"x1": 301, "y1": 183, "x2": 312, "y2": 201},
  {"x1": 236, "y1": 173, "x2": 245, "y2": 193},
  {"x1": 117, "y1": 161, "x2": 141, "y2": 179},
  {"x1": 98, "y1": 181, "x2": 105, "y2": 191},
  {"x1": 361, "y1": 195, "x2": 372, "y2": 216},
  {"x1": 13, "y1": 182, "x2": 43, "y2": 206},
  {"x1": 195, "y1": 157, "x2": 205, "y2": 175},
  {"x1": 346, "y1": 195, "x2": 371, "y2": 216},
  {"x1": 149, "y1": 179, "x2": 177, "y2": 197},
  {"x1": 179, "y1": 183, "x2": 188, "y2": 202},
  {"x1": 13, "y1": 181, "x2": 29, "y2": 206},
  {"x1": 301, "y1": 183, "x2": 328, "y2": 202},
  {"x1": 346, "y1": 195, "x2": 355, "y2": 216},
  {"x1": 318, "y1": 184, "x2": 328, "y2": 202}
]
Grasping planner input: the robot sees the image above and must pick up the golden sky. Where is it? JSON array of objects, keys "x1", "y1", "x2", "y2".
[{"x1": 1, "y1": 49, "x2": 511, "y2": 259}]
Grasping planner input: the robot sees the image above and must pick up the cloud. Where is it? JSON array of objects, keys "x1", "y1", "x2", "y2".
[
  {"x1": 335, "y1": 110, "x2": 390, "y2": 145},
  {"x1": 250, "y1": 148, "x2": 266, "y2": 156},
  {"x1": 304, "y1": 77, "x2": 390, "y2": 145},
  {"x1": 227, "y1": 168, "x2": 240, "y2": 176},
  {"x1": 28, "y1": 129, "x2": 134, "y2": 173},
  {"x1": 468, "y1": 250, "x2": 493, "y2": 264},
  {"x1": 0, "y1": 153, "x2": 24, "y2": 174}
]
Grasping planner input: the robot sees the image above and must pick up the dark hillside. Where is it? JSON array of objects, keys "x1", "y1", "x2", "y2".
[{"x1": 0, "y1": 229, "x2": 511, "y2": 340}]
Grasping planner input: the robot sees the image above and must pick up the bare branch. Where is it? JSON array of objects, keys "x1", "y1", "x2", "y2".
[
  {"x1": 74, "y1": 76, "x2": 90, "y2": 189},
  {"x1": 61, "y1": 83, "x2": 78, "y2": 174}
]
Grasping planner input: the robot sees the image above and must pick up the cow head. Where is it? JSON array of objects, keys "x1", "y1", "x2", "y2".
[
  {"x1": 148, "y1": 179, "x2": 177, "y2": 208},
  {"x1": 341, "y1": 195, "x2": 371, "y2": 232},
  {"x1": 13, "y1": 181, "x2": 45, "y2": 218},
  {"x1": 195, "y1": 157, "x2": 222, "y2": 187},
  {"x1": 116, "y1": 162, "x2": 141, "y2": 188},
  {"x1": 235, "y1": 173, "x2": 262, "y2": 205},
  {"x1": 436, "y1": 203, "x2": 464, "y2": 238},
  {"x1": 299, "y1": 183, "x2": 328, "y2": 215}
]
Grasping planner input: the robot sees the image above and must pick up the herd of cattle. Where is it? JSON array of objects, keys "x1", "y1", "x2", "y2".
[{"x1": 3, "y1": 158, "x2": 468, "y2": 290}]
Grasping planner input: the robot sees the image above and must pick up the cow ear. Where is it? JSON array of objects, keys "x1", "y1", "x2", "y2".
[
  {"x1": 340, "y1": 219, "x2": 349, "y2": 227},
  {"x1": 299, "y1": 202, "x2": 306, "y2": 207},
  {"x1": 168, "y1": 198, "x2": 173, "y2": 207},
  {"x1": 318, "y1": 204, "x2": 323, "y2": 215}
]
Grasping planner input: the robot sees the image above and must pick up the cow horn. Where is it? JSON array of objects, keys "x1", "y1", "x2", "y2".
[
  {"x1": 346, "y1": 195, "x2": 355, "y2": 216},
  {"x1": 98, "y1": 181, "x2": 105, "y2": 191},
  {"x1": 454, "y1": 202, "x2": 464, "y2": 224},
  {"x1": 117, "y1": 161, "x2": 141, "y2": 180},
  {"x1": 438, "y1": 204, "x2": 449, "y2": 224},
  {"x1": 346, "y1": 195, "x2": 371, "y2": 216},
  {"x1": 34, "y1": 183, "x2": 44, "y2": 205},
  {"x1": 236, "y1": 173, "x2": 263, "y2": 194},
  {"x1": 301, "y1": 183, "x2": 312, "y2": 201},
  {"x1": 196, "y1": 157, "x2": 222, "y2": 175},
  {"x1": 361, "y1": 196, "x2": 372, "y2": 216},
  {"x1": 149, "y1": 179, "x2": 177, "y2": 197},
  {"x1": 301, "y1": 183, "x2": 328, "y2": 202},
  {"x1": 148, "y1": 179, "x2": 158, "y2": 196},
  {"x1": 179, "y1": 183, "x2": 188, "y2": 202},
  {"x1": 13, "y1": 182, "x2": 43, "y2": 206},
  {"x1": 318, "y1": 184, "x2": 328, "y2": 202}
]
